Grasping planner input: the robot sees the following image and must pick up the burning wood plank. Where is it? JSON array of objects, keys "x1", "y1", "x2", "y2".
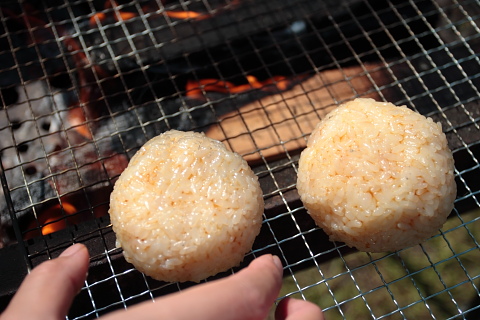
[{"x1": 206, "y1": 63, "x2": 385, "y2": 163}]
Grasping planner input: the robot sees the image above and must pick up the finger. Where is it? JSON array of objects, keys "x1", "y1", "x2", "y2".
[
  {"x1": 1, "y1": 243, "x2": 90, "y2": 320},
  {"x1": 101, "y1": 254, "x2": 284, "y2": 320},
  {"x1": 275, "y1": 297, "x2": 324, "y2": 320}
]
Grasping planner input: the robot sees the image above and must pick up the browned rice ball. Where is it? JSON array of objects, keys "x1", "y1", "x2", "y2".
[
  {"x1": 297, "y1": 98, "x2": 456, "y2": 252},
  {"x1": 109, "y1": 130, "x2": 264, "y2": 282}
]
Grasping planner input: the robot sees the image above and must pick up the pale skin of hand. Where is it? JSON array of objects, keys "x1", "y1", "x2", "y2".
[{"x1": 0, "y1": 243, "x2": 324, "y2": 320}]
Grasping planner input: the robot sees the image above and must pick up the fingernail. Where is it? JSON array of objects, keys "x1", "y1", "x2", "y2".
[
  {"x1": 60, "y1": 243, "x2": 84, "y2": 258},
  {"x1": 272, "y1": 255, "x2": 283, "y2": 272}
]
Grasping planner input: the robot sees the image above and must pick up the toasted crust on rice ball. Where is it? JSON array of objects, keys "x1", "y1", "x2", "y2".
[
  {"x1": 296, "y1": 98, "x2": 456, "y2": 252},
  {"x1": 109, "y1": 130, "x2": 264, "y2": 282}
]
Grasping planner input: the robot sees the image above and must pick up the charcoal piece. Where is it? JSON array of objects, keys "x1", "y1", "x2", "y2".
[{"x1": 0, "y1": 81, "x2": 70, "y2": 246}]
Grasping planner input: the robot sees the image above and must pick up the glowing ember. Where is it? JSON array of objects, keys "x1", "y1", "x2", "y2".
[
  {"x1": 89, "y1": 12, "x2": 106, "y2": 25},
  {"x1": 117, "y1": 11, "x2": 136, "y2": 21},
  {"x1": 164, "y1": 11, "x2": 203, "y2": 20},
  {"x1": 186, "y1": 75, "x2": 293, "y2": 98},
  {"x1": 23, "y1": 184, "x2": 115, "y2": 240}
]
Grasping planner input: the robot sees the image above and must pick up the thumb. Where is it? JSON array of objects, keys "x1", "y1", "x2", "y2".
[
  {"x1": 101, "y1": 254, "x2": 284, "y2": 320},
  {"x1": 275, "y1": 297, "x2": 324, "y2": 320},
  {"x1": 1, "y1": 243, "x2": 90, "y2": 320}
]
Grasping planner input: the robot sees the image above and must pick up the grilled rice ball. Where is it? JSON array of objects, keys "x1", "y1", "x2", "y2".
[
  {"x1": 297, "y1": 98, "x2": 456, "y2": 252},
  {"x1": 109, "y1": 130, "x2": 264, "y2": 282}
]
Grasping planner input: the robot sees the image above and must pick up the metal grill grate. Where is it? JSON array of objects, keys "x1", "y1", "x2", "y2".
[{"x1": 1, "y1": 0, "x2": 479, "y2": 319}]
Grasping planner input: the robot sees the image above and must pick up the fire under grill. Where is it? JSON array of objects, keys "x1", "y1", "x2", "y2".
[{"x1": 0, "y1": 0, "x2": 479, "y2": 318}]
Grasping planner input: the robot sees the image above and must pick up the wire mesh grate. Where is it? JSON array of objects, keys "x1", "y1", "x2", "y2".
[{"x1": 0, "y1": 0, "x2": 479, "y2": 319}]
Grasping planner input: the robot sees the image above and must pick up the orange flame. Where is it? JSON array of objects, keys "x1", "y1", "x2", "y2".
[
  {"x1": 63, "y1": 31, "x2": 108, "y2": 141},
  {"x1": 89, "y1": 1, "x2": 204, "y2": 26},
  {"x1": 67, "y1": 107, "x2": 92, "y2": 140},
  {"x1": 186, "y1": 75, "x2": 293, "y2": 98},
  {"x1": 24, "y1": 184, "x2": 117, "y2": 240},
  {"x1": 89, "y1": 1, "x2": 138, "y2": 26},
  {"x1": 41, "y1": 202, "x2": 77, "y2": 235}
]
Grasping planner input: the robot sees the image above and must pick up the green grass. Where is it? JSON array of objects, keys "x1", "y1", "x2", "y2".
[{"x1": 274, "y1": 209, "x2": 480, "y2": 319}]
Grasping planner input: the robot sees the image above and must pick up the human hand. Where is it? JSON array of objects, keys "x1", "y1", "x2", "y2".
[{"x1": 0, "y1": 243, "x2": 323, "y2": 320}]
